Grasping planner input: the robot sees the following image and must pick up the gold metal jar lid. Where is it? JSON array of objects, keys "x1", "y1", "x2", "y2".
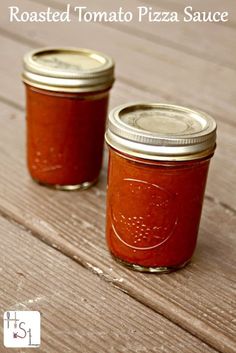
[
  {"x1": 105, "y1": 103, "x2": 217, "y2": 161},
  {"x1": 22, "y1": 47, "x2": 115, "y2": 93}
]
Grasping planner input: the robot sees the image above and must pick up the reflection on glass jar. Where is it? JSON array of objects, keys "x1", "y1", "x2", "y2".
[{"x1": 105, "y1": 103, "x2": 217, "y2": 272}]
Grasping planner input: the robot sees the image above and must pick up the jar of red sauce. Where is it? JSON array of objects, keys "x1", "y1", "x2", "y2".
[
  {"x1": 22, "y1": 48, "x2": 115, "y2": 190},
  {"x1": 105, "y1": 103, "x2": 217, "y2": 272}
]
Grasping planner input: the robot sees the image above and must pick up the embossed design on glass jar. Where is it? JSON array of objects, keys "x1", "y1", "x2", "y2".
[{"x1": 111, "y1": 178, "x2": 178, "y2": 250}]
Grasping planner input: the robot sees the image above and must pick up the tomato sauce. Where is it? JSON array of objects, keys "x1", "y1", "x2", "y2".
[
  {"x1": 106, "y1": 149, "x2": 211, "y2": 269},
  {"x1": 26, "y1": 85, "x2": 109, "y2": 188}
]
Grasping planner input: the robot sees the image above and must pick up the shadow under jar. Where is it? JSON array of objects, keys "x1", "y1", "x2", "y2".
[
  {"x1": 105, "y1": 103, "x2": 217, "y2": 273},
  {"x1": 22, "y1": 47, "x2": 115, "y2": 190}
]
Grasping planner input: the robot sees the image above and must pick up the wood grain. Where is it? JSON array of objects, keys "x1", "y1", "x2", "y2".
[
  {"x1": 1, "y1": 216, "x2": 220, "y2": 353},
  {"x1": 0, "y1": 0, "x2": 236, "y2": 128},
  {"x1": 0, "y1": 103, "x2": 235, "y2": 353}
]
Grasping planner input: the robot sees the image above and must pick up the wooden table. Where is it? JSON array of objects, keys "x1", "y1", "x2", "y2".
[{"x1": 0, "y1": 0, "x2": 235, "y2": 352}]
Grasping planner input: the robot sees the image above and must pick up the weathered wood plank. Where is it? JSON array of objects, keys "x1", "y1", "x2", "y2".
[
  {"x1": 0, "y1": 0, "x2": 236, "y2": 127},
  {"x1": 52, "y1": 0, "x2": 236, "y2": 69},
  {"x1": 0, "y1": 102, "x2": 235, "y2": 353},
  {"x1": 1, "y1": 216, "x2": 219, "y2": 353}
]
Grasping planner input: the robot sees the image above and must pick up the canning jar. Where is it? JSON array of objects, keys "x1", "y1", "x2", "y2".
[
  {"x1": 105, "y1": 103, "x2": 216, "y2": 272},
  {"x1": 22, "y1": 48, "x2": 115, "y2": 190}
]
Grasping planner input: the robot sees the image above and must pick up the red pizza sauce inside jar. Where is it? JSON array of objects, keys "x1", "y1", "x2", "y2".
[
  {"x1": 22, "y1": 48, "x2": 115, "y2": 190},
  {"x1": 105, "y1": 103, "x2": 217, "y2": 272}
]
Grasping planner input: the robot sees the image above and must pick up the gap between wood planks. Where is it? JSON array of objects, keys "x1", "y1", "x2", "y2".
[
  {"x1": 32, "y1": 0, "x2": 236, "y2": 71},
  {"x1": 0, "y1": 95, "x2": 24, "y2": 112}
]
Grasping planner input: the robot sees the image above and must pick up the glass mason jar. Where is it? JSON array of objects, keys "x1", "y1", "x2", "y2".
[
  {"x1": 22, "y1": 48, "x2": 115, "y2": 190},
  {"x1": 105, "y1": 103, "x2": 217, "y2": 272}
]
